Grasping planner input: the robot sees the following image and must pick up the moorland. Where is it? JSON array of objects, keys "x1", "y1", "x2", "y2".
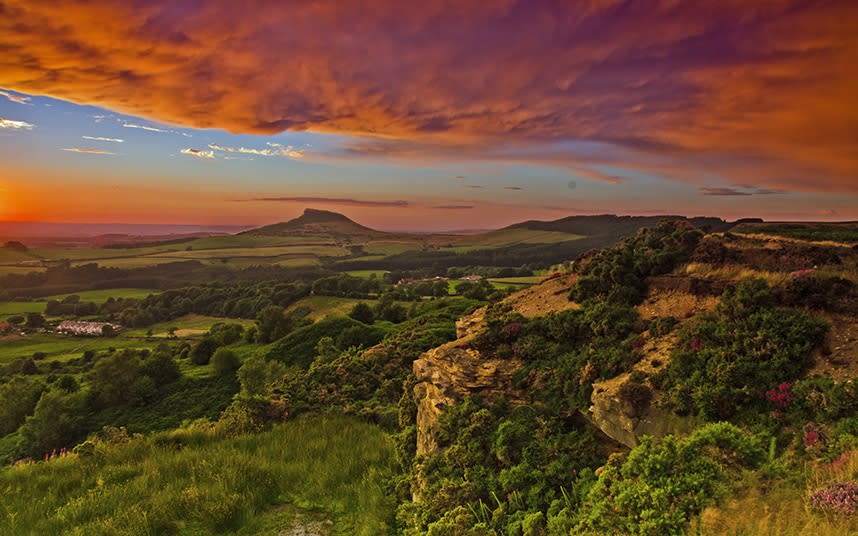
[{"x1": 1, "y1": 209, "x2": 857, "y2": 535}]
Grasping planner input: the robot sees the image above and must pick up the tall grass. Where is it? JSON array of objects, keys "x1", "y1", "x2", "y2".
[
  {"x1": 0, "y1": 415, "x2": 395, "y2": 535},
  {"x1": 691, "y1": 450, "x2": 858, "y2": 535}
]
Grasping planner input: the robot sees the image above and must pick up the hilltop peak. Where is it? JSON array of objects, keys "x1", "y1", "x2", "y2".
[
  {"x1": 296, "y1": 208, "x2": 354, "y2": 223},
  {"x1": 243, "y1": 208, "x2": 385, "y2": 238}
]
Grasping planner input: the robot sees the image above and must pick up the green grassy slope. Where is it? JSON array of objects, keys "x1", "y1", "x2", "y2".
[{"x1": 0, "y1": 415, "x2": 395, "y2": 536}]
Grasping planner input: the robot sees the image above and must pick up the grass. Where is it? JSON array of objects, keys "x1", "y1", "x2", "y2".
[
  {"x1": 124, "y1": 315, "x2": 256, "y2": 338},
  {"x1": 0, "y1": 300, "x2": 45, "y2": 317},
  {"x1": 345, "y1": 270, "x2": 389, "y2": 279},
  {"x1": 693, "y1": 450, "x2": 858, "y2": 535},
  {"x1": 0, "y1": 415, "x2": 395, "y2": 535},
  {"x1": 0, "y1": 334, "x2": 152, "y2": 365},
  {"x1": 735, "y1": 223, "x2": 858, "y2": 244},
  {"x1": 285, "y1": 296, "x2": 365, "y2": 320},
  {"x1": 453, "y1": 228, "x2": 583, "y2": 249},
  {"x1": 682, "y1": 262, "x2": 795, "y2": 287},
  {"x1": 46, "y1": 288, "x2": 160, "y2": 305}
]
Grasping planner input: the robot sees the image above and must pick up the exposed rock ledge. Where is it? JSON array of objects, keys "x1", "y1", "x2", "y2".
[
  {"x1": 412, "y1": 274, "x2": 578, "y2": 458},
  {"x1": 413, "y1": 342, "x2": 524, "y2": 456},
  {"x1": 588, "y1": 333, "x2": 701, "y2": 448}
]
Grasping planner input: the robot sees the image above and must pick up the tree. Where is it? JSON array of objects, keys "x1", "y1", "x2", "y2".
[
  {"x1": 191, "y1": 336, "x2": 219, "y2": 365},
  {"x1": 19, "y1": 389, "x2": 86, "y2": 457},
  {"x1": 89, "y1": 350, "x2": 143, "y2": 408},
  {"x1": 55, "y1": 375, "x2": 79, "y2": 393},
  {"x1": 349, "y1": 302, "x2": 375, "y2": 324},
  {"x1": 25, "y1": 313, "x2": 45, "y2": 329},
  {"x1": 0, "y1": 377, "x2": 45, "y2": 435},
  {"x1": 140, "y1": 349, "x2": 181, "y2": 386},
  {"x1": 237, "y1": 356, "x2": 287, "y2": 398},
  {"x1": 256, "y1": 306, "x2": 293, "y2": 343},
  {"x1": 212, "y1": 348, "x2": 241, "y2": 376}
]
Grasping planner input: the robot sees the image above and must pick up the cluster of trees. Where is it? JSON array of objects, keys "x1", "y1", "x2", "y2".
[
  {"x1": 0, "y1": 346, "x2": 184, "y2": 460},
  {"x1": 0, "y1": 261, "x2": 328, "y2": 300}
]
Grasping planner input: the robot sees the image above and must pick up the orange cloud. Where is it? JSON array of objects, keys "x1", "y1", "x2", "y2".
[{"x1": 1, "y1": 1, "x2": 856, "y2": 192}]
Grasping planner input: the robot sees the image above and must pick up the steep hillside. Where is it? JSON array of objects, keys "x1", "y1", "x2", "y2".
[{"x1": 404, "y1": 223, "x2": 858, "y2": 535}]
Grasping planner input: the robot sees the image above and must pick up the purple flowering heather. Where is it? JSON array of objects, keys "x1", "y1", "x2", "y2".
[{"x1": 809, "y1": 481, "x2": 858, "y2": 516}]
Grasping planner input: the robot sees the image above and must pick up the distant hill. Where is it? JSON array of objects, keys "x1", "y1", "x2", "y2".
[
  {"x1": 242, "y1": 208, "x2": 387, "y2": 240},
  {"x1": 508, "y1": 214, "x2": 733, "y2": 236}
]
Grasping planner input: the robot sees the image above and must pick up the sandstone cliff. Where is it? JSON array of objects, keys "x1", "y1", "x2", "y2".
[
  {"x1": 412, "y1": 272, "x2": 714, "y2": 458},
  {"x1": 412, "y1": 274, "x2": 578, "y2": 456}
]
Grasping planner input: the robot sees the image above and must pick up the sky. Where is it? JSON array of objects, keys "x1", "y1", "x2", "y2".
[{"x1": 0, "y1": 0, "x2": 856, "y2": 231}]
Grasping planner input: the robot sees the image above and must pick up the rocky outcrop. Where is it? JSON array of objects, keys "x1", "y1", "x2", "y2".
[
  {"x1": 587, "y1": 333, "x2": 700, "y2": 448},
  {"x1": 413, "y1": 343, "x2": 524, "y2": 456},
  {"x1": 412, "y1": 274, "x2": 578, "y2": 458}
]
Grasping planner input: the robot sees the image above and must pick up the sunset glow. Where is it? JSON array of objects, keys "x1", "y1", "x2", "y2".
[{"x1": 0, "y1": 0, "x2": 856, "y2": 228}]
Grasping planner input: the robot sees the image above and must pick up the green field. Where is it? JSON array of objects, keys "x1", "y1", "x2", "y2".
[
  {"x1": 71, "y1": 257, "x2": 181, "y2": 269},
  {"x1": 274, "y1": 257, "x2": 320, "y2": 268},
  {"x1": 345, "y1": 269, "x2": 389, "y2": 279},
  {"x1": 361, "y1": 241, "x2": 422, "y2": 256},
  {"x1": 151, "y1": 244, "x2": 348, "y2": 260},
  {"x1": 0, "y1": 301, "x2": 45, "y2": 317},
  {"x1": 0, "y1": 415, "x2": 395, "y2": 535},
  {"x1": 187, "y1": 235, "x2": 325, "y2": 249},
  {"x1": 488, "y1": 275, "x2": 545, "y2": 285},
  {"x1": 0, "y1": 266, "x2": 45, "y2": 276},
  {"x1": 285, "y1": 296, "x2": 366, "y2": 321},
  {"x1": 0, "y1": 333, "x2": 152, "y2": 364},
  {"x1": 124, "y1": 315, "x2": 256, "y2": 338},
  {"x1": 450, "y1": 228, "x2": 583, "y2": 251},
  {"x1": 0, "y1": 289, "x2": 159, "y2": 321},
  {"x1": 0, "y1": 313, "x2": 255, "y2": 364},
  {"x1": 47, "y1": 288, "x2": 159, "y2": 304}
]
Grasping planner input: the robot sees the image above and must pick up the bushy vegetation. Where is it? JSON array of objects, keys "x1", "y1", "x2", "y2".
[
  {"x1": 266, "y1": 315, "x2": 389, "y2": 369},
  {"x1": 662, "y1": 277, "x2": 829, "y2": 421},
  {"x1": 571, "y1": 423, "x2": 764, "y2": 535}
]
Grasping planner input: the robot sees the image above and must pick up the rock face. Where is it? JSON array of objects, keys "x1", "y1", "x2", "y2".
[
  {"x1": 588, "y1": 333, "x2": 700, "y2": 448},
  {"x1": 412, "y1": 272, "x2": 702, "y2": 458},
  {"x1": 413, "y1": 343, "x2": 524, "y2": 456},
  {"x1": 589, "y1": 377, "x2": 699, "y2": 448},
  {"x1": 412, "y1": 274, "x2": 578, "y2": 458}
]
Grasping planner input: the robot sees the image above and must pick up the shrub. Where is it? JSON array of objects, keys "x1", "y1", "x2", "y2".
[
  {"x1": 664, "y1": 277, "x2": 828, "y2": 420},
  {"x1": 349, "y1": 302, "x2": 375, "y2": 324},
  {"x1": 576, "y1": 423, "x2": 764, "y2": 535},
  {"x1": 649, "y1": 316, "x2": 676, "y2": 337},
  {"x1": 190, "y1": 336, "x2": 219, "y2": 365},
  {"x1": 618, "y1": 381, "x2": 652, "y2": 417},
  {"x1": 211, "y1": 348, "x2": 241, "y2": 376}
]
